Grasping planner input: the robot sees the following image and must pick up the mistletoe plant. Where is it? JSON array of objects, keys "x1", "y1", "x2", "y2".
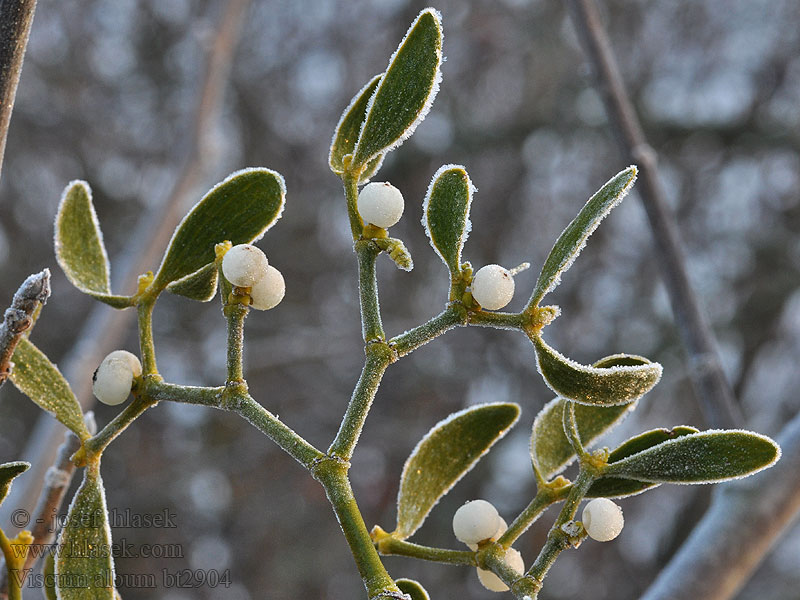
[{"x1": 0, "y1": 7, "x2": 781, "y2": 600}]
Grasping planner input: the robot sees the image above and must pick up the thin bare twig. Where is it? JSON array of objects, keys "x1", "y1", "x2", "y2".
[
  {"x1": 0, "y1": 269, "x2": 50, "y2": 386},
  {"x1": 0, "y1": 0, "x2": 37, "y2": 183},
  {"x1": 0, "y1": 0, "x2": 251, "y2": 531},
  {"x1": 566, "y1": 0, "x2": 742, "y2": 430},
  {"x1": 639, "y1": 411, "x2": 800, "y2": 600}
]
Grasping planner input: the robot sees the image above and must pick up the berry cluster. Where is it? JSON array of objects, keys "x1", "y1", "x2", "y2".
[
  {"x1": 452, "y1": 500, "x2": 524, "y2": 592},
  {"x1": 221, "y1": 244, "x2": 285, "y2": 310}
]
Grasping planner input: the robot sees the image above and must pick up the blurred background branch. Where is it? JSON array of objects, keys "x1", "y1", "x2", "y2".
[{"x1": 0, "y1": 0, "x2": 37, "y2": 183}]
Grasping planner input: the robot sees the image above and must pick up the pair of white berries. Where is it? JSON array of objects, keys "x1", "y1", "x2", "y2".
[
  {"x1": 358, "y1": 182, "x2": 517, "y2": 312},
  {"x1": 220, "y1": 244, "x2": 285, "y2": 310},
  {"x1": 92, "y1": 350, "x2": 142, "y2": 406},
  {"x1": 452, "y1": 499, "x2": 523, "y2": 592}
]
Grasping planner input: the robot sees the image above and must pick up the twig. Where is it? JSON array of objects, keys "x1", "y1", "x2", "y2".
[
  {"x1": 0, "y1": 0, "x2": 251, "y2": 530},
  {"x1": 639, "y1": 411, "x2": 800, "y2": 600},
  {"x1": 566, "y1": 0, "x2": 742, "y2": 430},
  {"x1": 0, "y1": 269, "x2": 50, "y2": 387},
  {"x1": 0, "y1": 0, "x2": 37, "y2": 183}
]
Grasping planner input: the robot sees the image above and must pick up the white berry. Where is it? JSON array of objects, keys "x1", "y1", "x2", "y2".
[
  {"x1": 476, "y1": 548, "x2": 524, "y2": 592},
  {"x1": 222, "y1": 244, "x2": 269, "y2": 287},
  {"x1": 468, "y1": 516, "x2": 508, "y2": 551},
  {"x1": 357, "y1": 182, "x2": 404, "y2": 228},
  {"x1": 249, "y1": 265, "x2": 285, "y2": 310},
  {"x1": 92, "y1": 351, "x2": 141, "y2": 406},
  {"x1": 471, "y1": 265, "x2": 515, "y2": 310},
  {"x1": 453, "y1": 499, "x2": 500, "y2": 546},
  {"x1": 582, "y1": 498, "x2": 624, "y2": 542}
]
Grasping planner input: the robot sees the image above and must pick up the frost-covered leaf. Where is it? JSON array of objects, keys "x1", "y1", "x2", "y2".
[
  {"x1": 0, "y1": 461, "x2": 30, "y2": 505},
  {"x1": 423, "y1": 165, "x2": 474, "y2": 274},
  {"x1": 351, "y1": 9, "x2": 443, "y2": 168},
  {"x1": 395, "y1": 403, "x2": 520, "y2": 540},
  {"x1": 604, "y1": 430, "x2": 781, "y2": 484},
  {"x1": 585, "y1": 426, "x2": 699, "y2": 498},
  {"x1": 330, "y1": 74, "x2": 384, "y2": 178},
  {"x1": 43, "y1": 552, "x2": 57, "y2": 600},
  {"x1": 9, "y1": 338, "x2": 90, "y2": 440},
  {"x1": 528, "y1": 167, "x2": 637, "y2": 307},
  {"x1": 531, "y1": 395, "x2": 634, "y2": 481},
  {"x1": 166, "y1": 263, "x2": 219, "y2": 302},
  {"x1": 54, "y1": 181, "x2": 132, "y2": 309},
  {"x1": 152, "y1": 168, "x2": 285, "y2": 291},
  {"x1": 56, "y1": 466, "x2": 115, "y2": 600},
  {"x1": 396, "y1": 578, "x2": 430, "y2": 600},
  {"x1": 532, "y1": 335, "x2": 662, "y2": 406}
]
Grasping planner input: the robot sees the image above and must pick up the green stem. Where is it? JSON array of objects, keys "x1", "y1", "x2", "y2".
[
  {"x1": 137, "y1": 297, "x2": 158, "y2": 375},
  {"x1": 523, "y1": 469, "x2": 594, "y2": 595},
  {"x1": 328, "y1": 343, "x2": 393, "y2": 461},
  {"x1": 562, "y1": 400, "x2": 589, "y2": 459},
  {"x1": 85, "y1": 395, "x2": 155, "y2": 457},
  {"x1": 374, "y1": 533, "x2": 475, "y2": 566},
  {"x1": 390, "y1": 305, "x2": 466, "y2": 357},
  {"x1": 229, "y1": 390, "x2": 324, "y2": 469},
  {"x1": 498, "y1": 486, "x2": 568, "y2": 547},
  {"x1": 314, "y1": 461, "x2": 401, "y2": 599},
  {"x1": 343, "y1": 172, "x2": 365, "y2": 240},
  {"x1": 468, "y1": 310, "x2": 526, "y2": 330},
  {"x1": 0, "y1": 528, "x2": 23, "y2": 600},
  {"x1": 225, "y1": 302, "x2": 248, "y2": 383},
  {"x1": 356, "y1": 241, "x2": 384, "y2": 342},
  {"x1": 148, "y1": 381, "x2": 224, "y2": 406}
]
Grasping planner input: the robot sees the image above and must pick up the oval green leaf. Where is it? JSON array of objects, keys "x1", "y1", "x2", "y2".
[
  {"x1": 528, "y1": 166, "x2": 637, "y2": 307},
  {"x1": 396, "y1": 578, "x2": 430, "y2": 600},
  {"x1": 56, "y1": 466, "x2": 116, "y2": 600},
  {"x1": 166, "y1": 262, "x2": 219, "y2": 302},
  {"x1": 330, "y1": 74, "x2": 382, "y2": 174},
  {"x1": 585, "y1": 426, "x2": 699, "y2": 498},
  {"x1": 423, "y1": 165, "x2": 474, "y2": 273},
  {"x1": 395, "y1": 402, "x2": 520, "y2": 540},
  {"x1": 351, "y1": 8, "x2": 443, "y2": 168},
  {"x1": 10, "y1": 338, "x2": 90, "y2": 441},
  {"x1": 54, "y1": 181, "x2": 133, "y2": 309},
  {"x1": 0, "y1": 461, "x2": 30, "y2": 505},
  {"x1": 152, "y1": 168, "x2": 286, "y2": 291},
  {"x1": 604, "y1": 430, "x2": 781, "y2": 484},
  {"x1": 43, "y1": 552, "x2": 58, "y2": 600},
  {"x1": 531, "y1": 335, "x2": 662, "y2": 406}
]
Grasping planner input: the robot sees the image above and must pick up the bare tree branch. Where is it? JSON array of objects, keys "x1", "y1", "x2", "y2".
[
  {"x1": 566, "y1": 0, "x2": 742, "y2": 430},
  {"x1": 0, "y1": 269, "x2": 49, "y2": 386},
  {"x1": 639, "y1": 411, "x2": 800, "y2": 600},
  {"x1": 0, "y1": 0, "x2": 251, "y2": 533},
  {"x1": 0, "y1": 0, "x2": 36, "y2": 183}
]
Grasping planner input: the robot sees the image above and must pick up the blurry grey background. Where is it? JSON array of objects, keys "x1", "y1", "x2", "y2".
[{"x1": 1, "y1": 0, "x2": 799, "y2": 598}]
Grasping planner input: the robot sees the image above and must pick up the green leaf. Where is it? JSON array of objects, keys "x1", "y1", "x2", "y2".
[
  {"x1": 43, "y1": 552, "x2": 57, "y2": 600},
  {"x1": 330, "y1": 74, "x2": 382, "y2": 174},
  {"x1": 604, "y1": 430, "x2": 781, "y2": 484},
  {"x1": 166, "y1": 263, "x2": 219, "y2": 302},
  {"x1": 531, "y1": 399, "x2": 633, "y2": 482},
  {"x1": 56, "y1": 466, "x2": 115, "y2": 600},
  {"x1": 395, "y1": 403, "x2": 520, "y2": 540},
  {"x1": 351, "y1": 9, "x2": 443, "y2": 168},
  {"x1": 0, "y1": 461, "x2": 30, "y2": 505},
  {"x1": 529, "y1": 167, "x2": 637, "y2": 307},
  {"x1": 396, "y1": 578, "x2": 430, "y2": 600},
  {"x1": 585, "y1": 426, "x2": 699, "y2": 498},
  {"x1": 531, "y1": 335, "x2": 662, "y2": 406},
  {"x1": 9, "y1": 338, "x2": 90, "y2": 440},
  {"x1": 54, "y1": 181, "x2": 133, "y2": 309},
  {"x1": 152, "y1": 168, "x2": 286, "y2": 291},
  {"x1": 423, "y1": 165, "x2": 474, "y2": 273}
]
